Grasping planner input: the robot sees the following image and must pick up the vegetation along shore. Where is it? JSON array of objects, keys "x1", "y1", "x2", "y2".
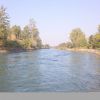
[
  {"x1": 55, "y1": 26, "x2": 100, "y2": 55},
  {"x1": 55, "y1": 47, "x2": 100, "y2": 55},
  {"x1": 0, "y1": 6, "x2": 100, "y2": 55},
  {"x1": 0, "y1": 6, "x2": 44, "y2": 52}
]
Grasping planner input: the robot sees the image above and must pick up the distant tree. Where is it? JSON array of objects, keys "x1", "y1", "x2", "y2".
[
  {"x1": 28, "y1": 18, "x2": 39, "y2": 38},
  {"x1": 93, "y1": 25, "x2": 100, "y2": 48},
  {"x1": 98, "y1": 25, "x2": 100, "y2": 33},
  {"x1": 88, "y1": 25, "x2": 100, "y2": 49},
  {"x1": 0, "y1": 6, "x2": 9, "y2": 40},
  {"x1": 42, "y1": 44, "x2": 50, "y2": 49},
  {"x1": 66, "y1": 42, "x2": 73, "y2": 48},
  {"x1": 93, "y1": 33, "x2": 100, "y2": 48},
  {"x1": 58, "y1": 43, "x2": 67, "y2": 47},
  {"x1": 70, "y1": 28, "x2": 87, "y2": 48},
  {"x1": 88, "y1": 35, "x2": 95, "y2": 48},
  {"x1": 57, "y1": 42, "x2": 73, "y2": 49}
]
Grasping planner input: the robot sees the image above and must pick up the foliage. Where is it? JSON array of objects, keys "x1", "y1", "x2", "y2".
[
  {"x1": 10, "y1": 25, "x2": 21, "y2": 39},
  {"x1": 88, "y1": 25, "x2": 100, "y2": 49},
  {"x1": 88, "y1": 35, "x2": 95, "y2": 48},
  {"x1": 66, "y1": 42, "x2": 73, "y2": 48},
  {"x1": 70, "y1": 28, "x2": 87, "y2": 48},
  {"x1": 19, "y1": 39, "x2": 33, "y2": 49},
  {"x1": 4, "y1": 40, "x2": 22, "y2": 48},
  {"x1": 0, "y1": 5, "x2": 42, "y2": 50},
  {"x1": 1, "y1": 5, "x2": 100, "y2": 51},
  {"x1": 93, "y1": 33, "x2": 100, "y2": 48},
  {"x1": 21, "y1": 19, "x2": 42, "y2": 49},
  {"x1": 0, "y1": 6, "x2": 9, "y2": 40}
]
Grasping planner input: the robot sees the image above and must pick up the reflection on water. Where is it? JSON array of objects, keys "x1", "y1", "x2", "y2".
[{"x1": 0, "y1": 49, "x2": 100, "y2": 92}]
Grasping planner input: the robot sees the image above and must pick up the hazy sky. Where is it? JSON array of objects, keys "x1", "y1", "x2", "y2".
[{"x1": 0, "y1": 0, "x2": 100, "y2": 46}]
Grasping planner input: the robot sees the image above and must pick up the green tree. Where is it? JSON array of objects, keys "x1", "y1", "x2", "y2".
[
  {"x1": 11, "y1": 25, "x2": 21, "y2": 39},
  {"x1": 93, "y1": 33, "x2": 100, "y2": 48},
  {"x1": 22, "y1": 19, "x2": 42, "y2": 49},
  {"x1": 88, "y1": 25, "x2": 100, "y2": 49},
  {"x1": 0, "y1": 6, "x2": 9, "y2": 40},
  {"x1": 22, "y1": 25, "x2": 30, "y2": 39},
  {"x1": 22, "y1": 19, "x2": 38, "y2": 39},
  {"x1": 88, "y1": 35, "x2": 95, "y2": 48},
  {"x1": 70, "y1": 28, "x2": 87, "y2": 48}
]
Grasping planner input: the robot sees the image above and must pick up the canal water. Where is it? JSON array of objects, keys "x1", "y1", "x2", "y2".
[{"x1": 0, "y1": 49, "x2": 100, "y2": 92}]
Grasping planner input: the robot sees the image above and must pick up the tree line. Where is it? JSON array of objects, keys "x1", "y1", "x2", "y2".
[
  {"x1": 1, "y1": 5, "x2": 100, "y2": 51},
  {"x1": 57, "y1": 26, "x2": 100, "y2": 50},
  {"x1": 0, "y1": 6, "x2": 42, "y2": 50}
]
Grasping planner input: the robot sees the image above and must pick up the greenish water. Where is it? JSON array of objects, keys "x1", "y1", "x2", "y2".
[{"x1": 0, "y1": 49, "x2": 100, "y2": 92}]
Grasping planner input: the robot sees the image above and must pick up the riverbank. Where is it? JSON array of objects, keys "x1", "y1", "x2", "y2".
[
  {"x1": 0, "y1": 49, "x2": 8, "y2": 53},
  {"x1": 0, "y1": 48, "x2": 38, "y2": 53},
  {"x1": 55, "y1": 47, "x2": 100, "y2": 55},
  {"x1": 0, "y1": 47, "x2": 49, "y2": 53}
]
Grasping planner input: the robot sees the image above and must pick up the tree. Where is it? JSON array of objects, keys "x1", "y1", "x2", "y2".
[
  {"x1": 28, "y1": 18, "x2": 39, "y2": 38},
  {"x1": 0, "y1": 6, "x2": 9, "y2": 40},
  {"x1": 58, "y1": 43, "x2": 67, "y2": 47},
  {"x1": 22, "y1": 19, "x2": 39, "y2": 39},
  {"x1": 93, "y1": 33, "x2": 100, "y2": 48},
  {"x1": 0, "y1": 6, "x2": 42, "y2": 50},
  {"x1": 35, "y1": 36, "x2": 42, "y2": 48},
  {"x1": 88, "y1": 35, "x2": 95, "y2": 48},
  {"x1": 93, "y1": 25, "x2": 100, "y2": 48},
  {"x1": 66, "y1": 42, "x2": 73, "y2": 48},
  {"x1": 98, "y1": 25, "x2": 100, "y2": 33},
  {"x1": 21, "y1": 19, "x2": 42, "y2": 49},
  {"x1": 70, "y1": 28, "x2": 87, "y2": 48},
  {"x1": 22, "y1": 25, "x2": 30, "y2": 39},
  {"x1": 88, "y1": 25, "x2": 100, "y2": 49},
  {"x1": 11, "y1": 25, "x2": 21, "y2": 39}
]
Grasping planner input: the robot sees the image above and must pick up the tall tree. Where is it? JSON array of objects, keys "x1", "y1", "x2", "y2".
[
  {"x1": 11, "y1": 25, "x2": 21, "y2": 39},
  {"x1": 28, "y1": 18, "x2": 39, "y2": 38},
  {"x1": 22, "y1": 25, "x2": 30, "y2": 39},
  {"x1": 22, "y1": 19, "x2": 42, "y2": 49},
  {"x1": 70, "y1": 28, "x2": 87, "y2": 48},
  {"x1": 0, "y1": 6, "x2": 9, "y2": 40},
  {"x1": 22, "y1": 19, "x2": 38, "y2": 39}
]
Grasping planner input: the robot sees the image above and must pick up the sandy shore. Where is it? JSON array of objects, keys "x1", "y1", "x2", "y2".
[
  {"x1": 0, "y1": 49, "x2": 8, "y2": 53},
  {"x1": 67, "y1": 48, "x2": 100, "y2": 55},
  {"x1": 56, "y1": 48, "x2": 100, "y2": 55},
  {"x1": 0, "y1": 48, "x2": 100, "y2": 56}
]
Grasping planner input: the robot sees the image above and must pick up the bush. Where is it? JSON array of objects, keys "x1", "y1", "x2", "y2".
[
  {"x1": 4, "y1": 40, "x2": 22, "y2": 48},
  {"x1": 19, "y1": 39, "x2": 33, "y2": 49}
]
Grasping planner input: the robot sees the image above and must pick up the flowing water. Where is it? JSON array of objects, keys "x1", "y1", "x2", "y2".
[{"x1": 0, "y1": 49, "x2": 100, "y2": 92}]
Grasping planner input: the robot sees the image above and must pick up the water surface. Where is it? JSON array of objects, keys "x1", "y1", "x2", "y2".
[{"x1": 0, "y1": 49, "x2": 100, "y2": 92}]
